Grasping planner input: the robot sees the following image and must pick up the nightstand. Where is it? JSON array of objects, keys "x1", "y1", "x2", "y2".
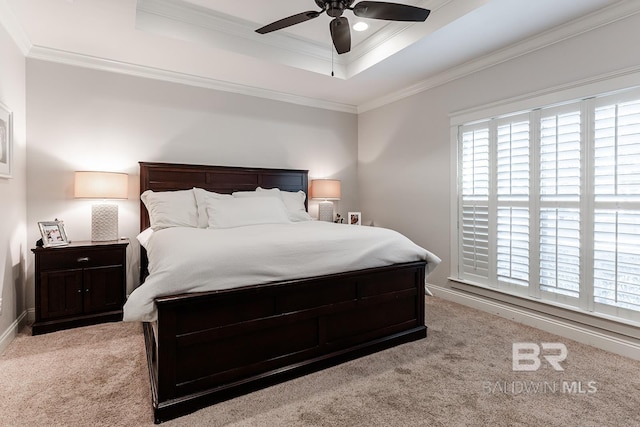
[{"x1": 31, "y1": 240, "x2": 128, "y2": 335}]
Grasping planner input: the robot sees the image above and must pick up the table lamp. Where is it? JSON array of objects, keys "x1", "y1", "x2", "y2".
[
  {"x1": 74, "y1": 171, "x2": 128, "y2": 241},
  {"x1": 310, "y1": 179, "x2": 341, "y2": 222}
]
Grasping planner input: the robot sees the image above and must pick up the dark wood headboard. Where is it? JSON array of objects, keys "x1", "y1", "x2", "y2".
[{"x1": 139, "y1": 162, "x2": 309, "y2": 231}]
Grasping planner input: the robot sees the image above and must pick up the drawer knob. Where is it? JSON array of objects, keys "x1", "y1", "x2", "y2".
[{"x1": 77, "y1": 257, "x2": 90, "y2": 263}]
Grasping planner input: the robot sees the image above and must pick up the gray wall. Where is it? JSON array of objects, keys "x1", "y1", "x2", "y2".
[
  {"x1": 0, "y1": 23, "x2": 27, "y2": 352},
  {"x1": 358, "y1": 11, "x2": 640, "y2": 288},
  {"x1": 25, "y1": 60, "x2": 359, "y2": 309}
]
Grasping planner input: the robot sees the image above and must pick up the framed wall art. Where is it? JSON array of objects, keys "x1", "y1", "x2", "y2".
[{"x1": 0, "y1": 102, "x2": 12, "y2": 179}]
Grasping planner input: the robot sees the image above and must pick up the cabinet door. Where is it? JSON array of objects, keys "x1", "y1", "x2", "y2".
[
  {"x1": 83, "y1": 265, "x2": 124, "y2": 313},
  {"x1": 40, "y1": 270, "x2": 84, "y2": 319}
]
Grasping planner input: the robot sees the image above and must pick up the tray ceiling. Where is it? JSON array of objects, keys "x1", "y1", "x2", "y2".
[{"x1": 2, "y1": 0, "x2": 631, "y2": 112}]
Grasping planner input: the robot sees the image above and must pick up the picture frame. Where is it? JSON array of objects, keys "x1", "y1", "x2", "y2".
[
  {"x1": 0, "y1": 102, "x2": 12, "y2": 179},
  {"x1": 348, "y1": 211, "x2": 362, "y2": 225},
  {"x1": 38, "y1": 221, "x2": 69, "y2": 247}
]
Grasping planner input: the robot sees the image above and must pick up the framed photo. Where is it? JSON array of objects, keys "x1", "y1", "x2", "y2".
[
  {"x1": 38, "y1": 221, "x2": 69, "y2": 247},
  {"x1": 0, "y1": 102, "x2": 12, "y2": 179},
  {"x1": 348, "y1": 211, "x2": 362, "y2": 225}
]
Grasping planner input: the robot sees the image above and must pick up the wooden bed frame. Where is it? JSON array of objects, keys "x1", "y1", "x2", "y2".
[{"x1": 138, "y1": 162, "x2": 427, "y2": 423}]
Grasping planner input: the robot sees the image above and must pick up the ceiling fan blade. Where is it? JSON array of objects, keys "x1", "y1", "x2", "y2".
[
  {"x1": 330, "y1": 17, "x2": 351, "y2": 54},
  {"x1": 256, "y1": 11, "x2": 321, "y2": 34},
  {"x1": 352, "y1": 1, "x2": 430, "y2": 22}
]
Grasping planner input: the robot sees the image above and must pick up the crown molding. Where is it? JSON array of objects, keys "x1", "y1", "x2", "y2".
[
  {"x1": 138, "y1": 0, "x2": 333, "y2": 60},
  {"x1": 137, "y1": 0, "x2": 346, "y2": 78},
  {"x1": 0, "y1": 0, "x2": 32, "y2": 55},
  {"x1": 450, "y1": 64, "x2": 640, "y2": 126},
  {"x1": 344, "y1": 0, "x2": 445, "y2": 59},
  {"x1": 345, "y1": 0, "x2": 455, "y2": 78},
  {"x1": 7, "y1": 0, "x2": 634, "y2": 116},
  {"x1": 358, "y1": 0, "x2": 640, "y2": 113},
  {"x1": 27, "y1": 45, "x2": 358, "y2": 114}
]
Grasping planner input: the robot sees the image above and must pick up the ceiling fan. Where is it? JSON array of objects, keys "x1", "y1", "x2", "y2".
[{"x1": 255, "y1": 1, "x2": 431, "y2": 55}]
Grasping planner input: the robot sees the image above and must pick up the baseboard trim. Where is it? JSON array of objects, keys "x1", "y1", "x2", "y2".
[
  {"x1": 429, "y1": 285, "x2": 640, "y2": 361},
  {"x1": 0, "y1": 310, "x2": 28, "y2": 356}
]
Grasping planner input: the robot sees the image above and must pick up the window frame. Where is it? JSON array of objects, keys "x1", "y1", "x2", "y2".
[{"x1": 450, "y1": 81, "x2": 640, "y2": 327}]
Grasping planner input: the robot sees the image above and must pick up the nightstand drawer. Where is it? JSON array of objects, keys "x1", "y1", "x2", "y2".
[{"x1": 37, "y1": 247, "x2": 124, "y2": 271}]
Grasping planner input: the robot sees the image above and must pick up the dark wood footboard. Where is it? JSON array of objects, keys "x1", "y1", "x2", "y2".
[{"x1": 143, "y1": 261, "x2": 427, "y2": 423}]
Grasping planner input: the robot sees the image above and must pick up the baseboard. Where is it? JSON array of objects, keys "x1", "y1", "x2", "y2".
[
  {"x1": 429, "y1": 285, "x2": 640, "y2": 362},
  {"x1": 0, "y1": 310, "x2": 28, "y2": 356}
]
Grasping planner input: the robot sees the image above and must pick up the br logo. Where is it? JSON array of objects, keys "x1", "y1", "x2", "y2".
[{"x1": 512, "y1": 343, "x2": 567, "y2": 371}]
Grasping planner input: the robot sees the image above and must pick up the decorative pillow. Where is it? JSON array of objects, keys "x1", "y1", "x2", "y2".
[
  {"x1": 193, "y1": 187, "x2": 233, "y2": 228},
  {"x1": 205, "y1": 196, "x2": 291, "y2": 229},
  {"x1": 256, "y1": 187, "x2": 314, "y2": 222},
  {"x1": 141, "y1": 189, "x2": 198, "y2": 230}
]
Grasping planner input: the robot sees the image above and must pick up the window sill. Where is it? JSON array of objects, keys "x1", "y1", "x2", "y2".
[{"x1": 445, "y1": 277, "x2": 640, "y2": 340}]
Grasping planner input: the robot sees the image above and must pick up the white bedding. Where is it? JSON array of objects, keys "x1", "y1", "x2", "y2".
[{"x1": 123, "y1": 221, "x2": 441, "y2": 322}]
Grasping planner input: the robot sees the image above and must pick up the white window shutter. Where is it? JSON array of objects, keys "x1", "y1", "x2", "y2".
[
  {"x1": 460, "y1": 126, "x2": 490, "y2": 282},
  {"x1": 456, "y1": 89, "x2": 640, "y2": 323},
  {"x1": 593, "y1": 98, "x2": 640, "y2": 312}
]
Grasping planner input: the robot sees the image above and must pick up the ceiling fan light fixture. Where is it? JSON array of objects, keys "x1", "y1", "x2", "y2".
[
  {"x1": 256, "y1": 1, "x2": 430, "y2": 54},
  {"x1": 353, "y1": 21, "x2": 369, "y2": 31}
]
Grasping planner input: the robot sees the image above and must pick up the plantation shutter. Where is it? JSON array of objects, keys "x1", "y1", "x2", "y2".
[
  {"x1": 496, "y1": 118, "x2": 530, "y2": 287},
  {"x1": 460, "y1": 126, "x2": 490, "y2": 282},
  {"x1": 539, "y1": 109, "x2": 582, "y2": 298},
  {"x1": 496, "y1": 207, "x2": 529, "y2": 286},
  {"x1": 455, "y1": 87, "x2": 640, "y2": 323},
  {"x1": 593, "y1": 99, "x2": 640, "y2": 312}
]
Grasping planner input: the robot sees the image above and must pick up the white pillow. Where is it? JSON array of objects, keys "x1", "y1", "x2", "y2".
[
  {"x1": 141, "y1": 189, "x2": 198, "y2": 230},
  {"x1": 136, "y1": 227, "x2": 154, "y2": 249},
  {"x1": 205, "y1": 197, "x2": 291, "y2": 229},
  {"x1": 255, "y1": 187, "x2": 314, "y2": 222},
  {"x1": 193, "y1": 187, "x2": 233, "y2": 228}
]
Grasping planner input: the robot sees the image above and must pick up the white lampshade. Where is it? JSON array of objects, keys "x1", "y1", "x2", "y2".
[
  {"x1": 310, "y1": 179, "x2": 341, "y2": 222},
  {"x1": 310, "y1": 179, "x2": 341, "y2": 200},
  {"x1": 74, "y1": 171, "x2": 128, "y2": 199},
  {"x1": 75, "y1": 171, "x2": 128, "y2": 241}
]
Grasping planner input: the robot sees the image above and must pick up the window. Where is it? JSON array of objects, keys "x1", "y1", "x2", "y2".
[{"x1": 456, "y1": 89, "x2": 640, "y2": 324}]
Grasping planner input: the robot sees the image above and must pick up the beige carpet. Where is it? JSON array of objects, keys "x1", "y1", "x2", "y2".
[{"x1": 1, "y1": 297, "x2": 639, "y2": 426}]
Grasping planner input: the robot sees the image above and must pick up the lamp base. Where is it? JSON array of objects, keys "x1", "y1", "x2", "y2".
[
  {"x1": 92, "y1": 204, "x2": 118, "y2": 241},
  {"x1": 318, "y1": 201, "x2": 334, "y2": 222}
]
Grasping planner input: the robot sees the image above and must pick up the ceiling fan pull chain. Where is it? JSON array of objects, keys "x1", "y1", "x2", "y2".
[{"x1": 331, "y1": 47, "x2": 334, "y2": 77}]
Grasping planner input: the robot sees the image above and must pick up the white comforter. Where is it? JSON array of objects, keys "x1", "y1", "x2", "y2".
[{"x1": 123, "y1": 221, "x2": 441, "y2": 322}]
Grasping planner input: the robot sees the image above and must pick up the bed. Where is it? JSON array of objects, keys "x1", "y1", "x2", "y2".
[{"x1": 132, "y1": 162, "x2": 437, "y2": 423}]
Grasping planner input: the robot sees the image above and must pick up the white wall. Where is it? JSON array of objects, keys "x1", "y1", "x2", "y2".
[
  {"x1": 25, "y1": 60, "x2": 358, "y2": 308},
  {"x1": 0, "y1": 23, "x2": 27, "y2": 352},
  {"x1": 358, "y1": 11, "x2": 640, "y2": 288}
]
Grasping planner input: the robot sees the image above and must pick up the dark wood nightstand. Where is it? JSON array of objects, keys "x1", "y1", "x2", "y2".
[{"x1": 31, "y1": 240, "x2": 128, "y2": 335}]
